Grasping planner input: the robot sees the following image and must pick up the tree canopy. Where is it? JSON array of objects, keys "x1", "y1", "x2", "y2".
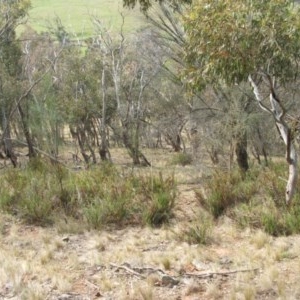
[{"x1": 183, "y1": 0, "x2": 300, "y2": 88}]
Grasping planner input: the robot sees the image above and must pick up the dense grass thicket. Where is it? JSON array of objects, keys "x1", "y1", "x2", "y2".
[
  {"x1": 196, "y1": 162, "x2": 300, "y2": 237},
  {"x1": 1, "y1": 156, "x2": 300, "y2": 241},
  {"x1": 0, "y1": 159, "x2": 176, "y2": 229}
]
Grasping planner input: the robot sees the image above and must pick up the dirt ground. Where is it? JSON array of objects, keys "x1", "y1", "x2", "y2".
[{"x1": 1, "y1": 149, "x2": 300, "y2": 299}]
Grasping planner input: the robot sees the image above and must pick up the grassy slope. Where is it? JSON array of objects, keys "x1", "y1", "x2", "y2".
[
  {"x1": 28, "y1": 0, "x2": 145, "y2": 36},
  {"x1": 1, "y1": 147, "x2": 300, "y2": 299}
]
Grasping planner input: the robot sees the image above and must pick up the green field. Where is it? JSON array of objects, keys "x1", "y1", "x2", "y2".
[{"x1": 28, "y1": 0, "x2": 145, "y2": 36}]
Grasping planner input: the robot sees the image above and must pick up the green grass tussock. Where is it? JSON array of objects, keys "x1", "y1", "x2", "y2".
[
  {"x1": 180, "y1": 211, "x2": 213, "y2": 245},
  {"x1": 170, "y1": 152, "x2": 193, "y2": 166},
  {"x1": 196, "y1": 163, "x2": 300, "y2": 236},
  {"x1": 195, "y1": 168, "x2": 259, "y2": 218},
  {"x1": 0, "y1": 159, "x2": 176, "y2": 228}
]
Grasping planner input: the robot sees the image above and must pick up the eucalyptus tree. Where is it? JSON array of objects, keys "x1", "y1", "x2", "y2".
[
  {"x1": 183, "y1": 0, "x2": 300, "y2": 203},
  {"x1": 57, "y1": 44, "x2": 104, "y2": 164},
  {"x1": 0, "y1": 0, "x2": 31, "y2": 166},
  {"x1": 18, "y1": 28, "x2": 66, "y2": 158},
  {"x1": 123, "y1": 0, "x2": 299, "y2": 183},
  {"x1": 142, "y1": 4, "x2": 191, "y2": 153},
  {"x1": 126, "y1": 1, "x2": 256, "y2": 170},
  {"x1": 90, "y1": 18, "x2": 157, "y2": 166}
]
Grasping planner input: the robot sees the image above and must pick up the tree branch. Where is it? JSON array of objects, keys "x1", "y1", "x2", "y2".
[
  {"x1": 183, "y1": 268, "x2": 259, "y2": 278},
  {"x1": 248, "y1": 75, "x2": 273, "y2": 115}
]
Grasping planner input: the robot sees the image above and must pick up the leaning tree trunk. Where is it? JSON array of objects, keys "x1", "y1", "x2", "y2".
[{"x1": 249, "y1": 75, "x2": 297, "y2": 205}]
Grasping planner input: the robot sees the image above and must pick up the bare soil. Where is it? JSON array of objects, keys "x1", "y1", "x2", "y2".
[{"x1": 1, "y1": 149, "x2": 300, "y2": 299}]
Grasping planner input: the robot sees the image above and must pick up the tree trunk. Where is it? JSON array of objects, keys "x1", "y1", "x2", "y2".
[
  {"x1": 235, "y1": 132, "x2": 249, "y2": 173},
  {"x1": 1, "y1": 107, "x2": 17, "y2": 167},
  {"x1": 165, "y1": 132, "x2": 182, "y2": 152},
  {"x1": 17, "y1": 103, "x2": 37, "y2": 158},
  {"x1": 277, "y1": 123, "x2": 298, "y2": 205},
  {"x1": 249, "y1": 75, "x2": 297, "y2": 204},
  {"x1": 122, "y1": 121, "x2": 150, "y2": 166},
  {"x1": 70, "y1": 125, "x2": 91, "y2": 165},
  {"x1": 99, "y1": 69, "x2": 111, "y2": 161}
]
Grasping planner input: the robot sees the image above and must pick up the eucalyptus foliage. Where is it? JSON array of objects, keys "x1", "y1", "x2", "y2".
[{"x1": 183, "y1": 0, "x2": 300, "y2": 88}]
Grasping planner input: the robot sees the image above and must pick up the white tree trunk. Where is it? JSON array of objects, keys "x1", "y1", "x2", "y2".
[
  {"x1": 274, "y1": 116, "x2": 298, "y2": 204},
  {"x1": 249, "y1": 75, "x2": 298, "y2": 204}
]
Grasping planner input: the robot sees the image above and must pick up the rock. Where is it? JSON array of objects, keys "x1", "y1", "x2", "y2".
[
  {"x1": 161, "y1": 275, "x2": 180, "y2": 287},
  {"x1": 62, "y1": 236, "x2": 70, "y2": 242}
]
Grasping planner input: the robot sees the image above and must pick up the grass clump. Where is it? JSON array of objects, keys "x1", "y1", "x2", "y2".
[
  {"x1": 140, "y1": 173, "x2": 176, "y2": 227},
  {"x1": 195, "y1": 169, "x2": 258, "y2": 218},
  {"x1": 196, "y1": 163, "x2": 300, "y2": 236},
  {"x1": 0, "y1": 163, "x2": 56, "y2": 225},
  {"x1": 181, "y1": 212, "x2": 213, "y2": 245},
  {"x1": 232, "y1": 201, "x2": 300, "y2": 236},
  {"x1": 0, "y1": 159, "x2": 176, "y2": 229},
  {"x1": 83, "y1": 182, "x2": 133, "y2": 229},
  {"x1": 170, "y1": 152, "x2": 193, "y2": 166}
]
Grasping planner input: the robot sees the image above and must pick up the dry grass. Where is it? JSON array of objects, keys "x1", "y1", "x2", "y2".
[
  {"x1": 1, "y1": 149, "x2": 300, "y2": 299},
  {"x1": 1, "y1": 213, "x2": 300, "y2": 299}
]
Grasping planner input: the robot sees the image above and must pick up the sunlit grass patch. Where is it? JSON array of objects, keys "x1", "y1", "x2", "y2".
[{"x1": 28, "y1": 0, "x2": 145, "y2": 36}]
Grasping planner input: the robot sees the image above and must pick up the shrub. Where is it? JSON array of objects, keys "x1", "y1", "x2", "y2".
[
  {"x1": 140, "y1": 173, "x2": 176, "y2": 227},
  {"x1": 227, "y1": 163, "x2": 300, "y2": 236},
  {"x1": 170, "y1": 152, "x2": 193, "y2": 166},
  {"x1": 21, "y1": 193, "x2": 53, "y2": 225},
  {"x1": 262, "y1": 162, "x2": 287, "y2": 205},
  {"x1": 195, "y1": 169, "x2": 257, "y2": 218},
  {"x1": 0, "y1": 190, "x2": 12, "y2": 210},
  {"x1": 0, "y1": 159, "x2": 177, "y2": 228},
  {"x1": 84, "y1": 185, "x2": 133, "y2": 229},
  {"x1": 196, "y1": 163, "x2": 300, "y2": 236}
]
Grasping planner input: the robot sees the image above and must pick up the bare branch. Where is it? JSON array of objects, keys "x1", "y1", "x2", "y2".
[
  {"x1": 248, "y1": 75, "x2": 273, "y2": 115},
  {"x1": 183, "y1": 268, "x2": 259, "y2": 279}
]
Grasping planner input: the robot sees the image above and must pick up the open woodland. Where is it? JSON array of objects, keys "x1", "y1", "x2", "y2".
[{"x1": 1, "y1": 0, "x2": 300, "y2": 299}]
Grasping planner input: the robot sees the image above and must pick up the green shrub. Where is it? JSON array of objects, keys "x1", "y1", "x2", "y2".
[
  {"x1": 170, "y1": 152, "x2": 193, "y2": 166},
  {"x1": 0, "y1": 189, "x2": 14, "y2": 211},
  {"x1": 196, "y1": 163, "x2": 300, "y2": 236},
  {"x1": 229, "y1": 189, "x2": 300, "y2": 237},
  {"x1": 140, "y1": 173, "x2": 176, "y2": 227},
  {"x1": 21, "y1": 194, "x2": 53, "y2": 225},
  {"x1": 84, "y1": 185, "x2": 133, "y2": 229},
  {"x1": 19, "y1": 178, "x2": 54, "y2": 225},
  {"x1": 0, "y1": 159, "x2": 177, "y2": 228},
  {"x1": 195, "y1": 169, "x2": 257, "y2": 218},
  {"x1": 262, "y1": 163, "x2": 287, "y2": 205},
  {"x1": 27, "y1": 157, "x2": 51, "y2": 173}
]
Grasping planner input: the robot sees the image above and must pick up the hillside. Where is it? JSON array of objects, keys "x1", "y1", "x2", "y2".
[
  {"x1": 1, "y1": 149, "x2": 300, "y2": 299},
  {"x1": 28, "y1": 0, "x2": 145, "y2": 36}
]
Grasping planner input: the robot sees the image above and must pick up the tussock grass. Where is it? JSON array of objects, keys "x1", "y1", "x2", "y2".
[
  {"x1": 0, "y1": 158, "x2": 176, "y2": 229},
  {"x1": 195, "y1": 168, "x2": 259, "y2": 218},
  {"x1": 170, "y1": 152, "x2": 193, "y2": 166},
  {"x1": 196, "y1": 162, "x2": 300, "y2": 236},
  {"x1": 179, "y1": 211, "x2": 213, "y2": 245}
]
